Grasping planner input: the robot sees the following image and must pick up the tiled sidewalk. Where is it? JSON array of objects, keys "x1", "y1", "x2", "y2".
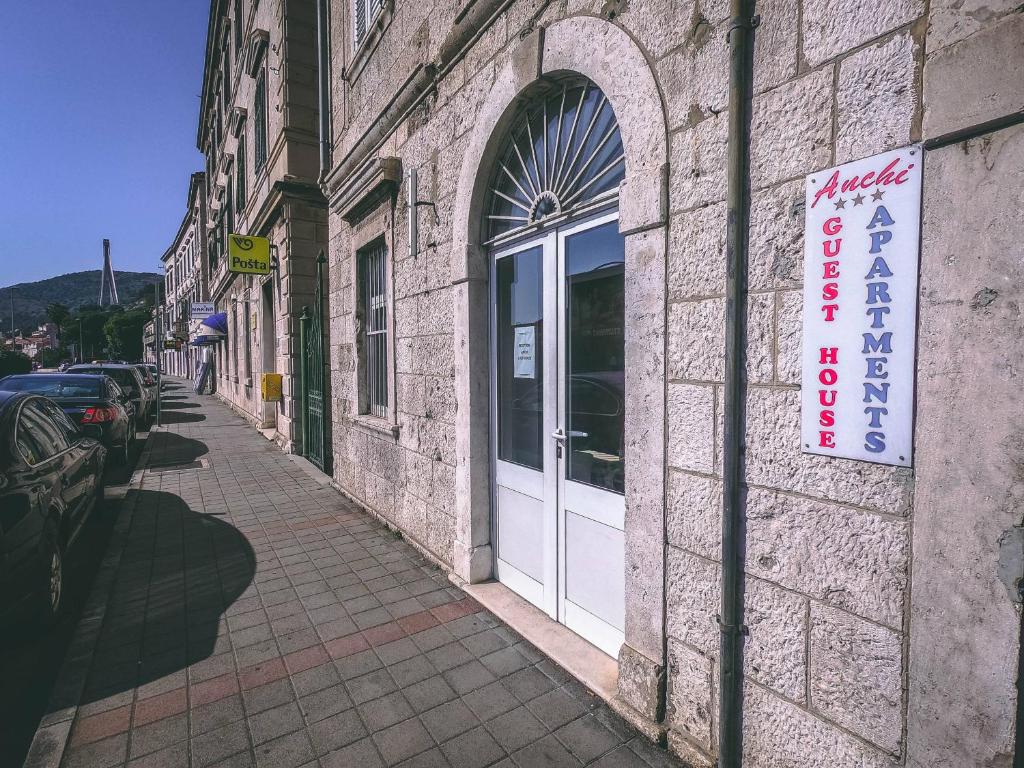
[{"x1": 49, "y1": 381, "x2": 685, "y2": 768}]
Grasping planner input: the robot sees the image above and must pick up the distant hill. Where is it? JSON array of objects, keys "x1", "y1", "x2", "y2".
[{"x1": 0, "y1": 270, "x2": 162, "y2": 333}]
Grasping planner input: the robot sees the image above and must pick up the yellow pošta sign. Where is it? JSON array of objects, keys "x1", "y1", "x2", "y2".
[{"x1": 228, "y1": 234, "x2": 272, "y2": 275}]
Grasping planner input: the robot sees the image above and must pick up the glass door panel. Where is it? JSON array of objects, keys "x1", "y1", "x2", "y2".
[
  {"x1": 564, "y1": 220, "x2": 625, "y2": 494},
  {"x1": 496, "y1": 246, "x2": 544, "y2": 470},
  {"x1": 557, "y1": 212, "x2": 626, "y2": 659},
  {"x1": 492, "y1": 234, "x2": 558, "y2": 618}
]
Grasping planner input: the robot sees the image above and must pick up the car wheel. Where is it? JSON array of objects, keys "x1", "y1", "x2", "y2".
[
  {"x1": 37, "y1": 524, "x2": 64, "y2": 626},
  {"x1": 116, "y1": 439, "x2": 130, "y2": 465}
]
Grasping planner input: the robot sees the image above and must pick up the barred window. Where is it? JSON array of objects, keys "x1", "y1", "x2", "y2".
[
  {"x1": 359, "y1": 241, "x2": 388, "y2": 418},
  {"x1": 254, "y1": 67, "x2": 267, "y2": 171},
  {"x1": 222, "y1": 36, "x2": 232, "y2": 111},
  {"x1": 236, "y1": 132, "x2": 247, "y2": 213},
  {"x1": 233, "y1": 0, "x2": 243, "y2": 52},
  {"x1": 225, "y1": 181, "x2": 235, "y2": 239},
  {"x1": 353, "y1": 0, "x2": 383, "y2": 48}
]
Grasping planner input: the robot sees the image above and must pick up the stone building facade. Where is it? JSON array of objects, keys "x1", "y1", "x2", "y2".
[
  {"x1": 161, "y1": 172, "x2": 209, "y2": 379},
  {"x1": 198, "y1": 0, "x2": 328, "y2": 450},
  {"x1": 308, "y1": 0, "x2": 1023, "y2": 766}
]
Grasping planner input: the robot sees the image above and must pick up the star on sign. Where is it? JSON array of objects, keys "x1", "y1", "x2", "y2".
[
  {"x1": 834, "y1": 197, "x2": 846, "y2": 210},
  {"x1": 871, "y1": 189, "x2": 885, "y2": 201},
  {"x1": 852, "y1": 193, "x2": 865, "y2": 206}
]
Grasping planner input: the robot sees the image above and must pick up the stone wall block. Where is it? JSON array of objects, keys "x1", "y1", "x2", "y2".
[
  {"x1": 748, "y1": 180, "x2": 805, "y2": 292},
  {"x1": 396, "y1": 372, "x2": 426, "y2": 417},
  {"x1": 666, "y1": 639, "x2": 715, "y2": 753},
  {"x1": 744, "y1": 387, "x2": 913, "y2": 513},
  {"x1": 743, "y1": 683, "x2": 897, "y2": 768},
  {"x1": 618, "y1": 0, "x2": 700, "y2": 60},
  {"x1": 668, "y1": 202, "x2": 727, "y2": 300},
  {"x1": 669, "y1": 113, "x2": 729, "y2": 210},
  {"x1": 746, "y1": 292, "x2": 775, "y2": 384},
  {"x1": 617, "y1": 644, "x2": 666, "y2": 723},
  {"x1": 802, "y1": 0, "x2": 923, "y2": 66},
  {"x1": 809, "y1": 605, "x2": 903, "y2": 753},
  {"x1": 775, "y1": 290, "x2": 802, "y2": 384},
  {"x1": 837, "y1": 34, "x2": 918, "y2": 164},
  {"x1": 623, "y1": 228, "x2": 667, "y2": 661},
  {"x1": 666, "y1": 470, "x2": 721, "y2": 560},
  {"x1": 747, "y1": 487, "x2": 909, "y2": 628},
  {"x1": 752, "y1": 0, "x2": 799, "y2": 93},
  {"x1": 424, "y1": 375, "x2": 457, "y2": 424},
  {"x1": 908, "y1": 124, "x2": 1024, "y2": 767},
  {"x1": 667, "y1": 383, "x2": 716, "y2": 473},
  {"x1": 415, "y1": 334, "x2": 455, "y2": 378},
  {"x1": 431, "y1": 460, "x2": 456, "y2": 517},
  {"x1": 744, "y1": 579, "x2": 807, "y2": 702},
  {"x1": 927, "y1": 0, "x2": 1021, "y2": 51},
  {"x1": 749, "y1": 70, "x2": 834, "y2": 190},
  {"x1": 666, "y1": 547, "x2": 720, "y2": 652},
  {"x1": 657, "y1": 20, "x2": 730, "y2": 131},
  {"x1": 668, "y1": 298, "x2": 725, "y2": 382},
  {"x1": 923, "y1": 13, "x2": 1024, "y2": 140}
]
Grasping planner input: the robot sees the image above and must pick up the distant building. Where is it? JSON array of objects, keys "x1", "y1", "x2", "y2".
[
  {"x1": 161, "y1": 172, "x2": 209, "y2": 379},
  {"x1": 198, "y1": 0, "x2": 326, "y2": 450},
  {"x1": 7, "y1": 322, "x2": 58, "y2": 360}
]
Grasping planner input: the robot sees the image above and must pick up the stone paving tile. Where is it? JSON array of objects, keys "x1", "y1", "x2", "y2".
[{"x1": 53, "y1": 381, "x2": 686, "y2": 768}]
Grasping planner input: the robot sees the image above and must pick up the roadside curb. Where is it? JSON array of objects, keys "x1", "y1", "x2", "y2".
[{"x1": 21, "y1": 429, "x2": 158, "y2": 768}]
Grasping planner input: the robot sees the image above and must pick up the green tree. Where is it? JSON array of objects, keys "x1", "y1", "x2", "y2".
[
  {"x1": 39, "y1": 346, "x2": 69, "y2": 368},
  {"x1": 69, "y1": 309, "x2": 114, "y2": 362},
  {"x1": 104, "y1": 308, "x2": 151, "y2": 362},
  {"x1": 46, "y1": 302, "x2": 71, "y2": 338},
  {"x1": 0, "y1": 349, "x2": 32, "y2": 377}
]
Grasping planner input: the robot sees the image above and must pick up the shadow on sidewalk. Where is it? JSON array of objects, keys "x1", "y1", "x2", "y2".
[
  {"x1": 157, "y1": 409, "x2": 207, "y2": 425},
  {"x1": 160, "y1": 401, "x2": 201, "y2": 410},
  {"x1": 73, "y1": 490, "x2": 256, "y2": 705},
  {"x1": 148, "y1": 433, "x2": 210, "y2": 466}
]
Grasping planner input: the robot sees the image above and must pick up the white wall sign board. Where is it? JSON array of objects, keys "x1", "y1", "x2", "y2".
[
  {"x1": 801, "y1": 145, "x2": 923, "y2": 467},
  {"x1": 190, "y1": 301, "x2": 215, "y2": 320},
  {"x1": 513, "y1": 325, "x2": 536, "y2": 379}
]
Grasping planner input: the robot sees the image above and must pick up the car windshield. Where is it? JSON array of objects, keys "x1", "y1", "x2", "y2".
[
  {"x1": 0, "y1": 375, "x2": 102, "y2": 397},
  {"x1": 72, "y1": 368, "x2": 138, "y2": 391}
]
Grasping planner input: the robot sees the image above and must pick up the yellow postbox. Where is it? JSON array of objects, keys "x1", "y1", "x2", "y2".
[{"x1": 261, "y1": 373, "x2": 283, "y2": 402}]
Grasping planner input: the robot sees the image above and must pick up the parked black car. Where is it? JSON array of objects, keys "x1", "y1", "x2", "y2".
[
  {"x1": 133, "y1": 364, "x2": 159, "y2": 404},
  {"x1": 68, "y1": 364, "x2": 152, "y2": 428},
  {"x1": 0, "y1": 391, "x2": 107, "y2": 625},
  {"x1": 0, "y1": 374, "x2": 136, "y2": 465}
]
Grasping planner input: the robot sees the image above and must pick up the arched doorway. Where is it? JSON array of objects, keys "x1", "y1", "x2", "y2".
[
  {"x1": 452, "y1": 20, "x2": 670, "y2": 710},
  {"x1": 485, "y1": 77, "x2": 627, "y2": 656}
]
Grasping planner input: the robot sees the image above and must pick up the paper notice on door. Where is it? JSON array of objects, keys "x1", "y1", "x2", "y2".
[{"x1": 513, "y1": 326, "x2": 535, "y2": 379}]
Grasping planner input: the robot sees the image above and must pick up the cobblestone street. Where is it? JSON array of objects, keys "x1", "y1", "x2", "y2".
[{"x1": 32, "y1": 380, "x2": 684, "y2": 768}]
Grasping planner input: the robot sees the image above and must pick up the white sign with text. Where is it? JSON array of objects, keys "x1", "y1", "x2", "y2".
[
  {"x1": 190, "y1": 301, "x2": 215, "y2": 320},
  {"x1": 513, "y1": 326, "x2": 535, "y2": 379},
  {"x1": 801, "y1": 145, "x2": 923, "y2": 467}
]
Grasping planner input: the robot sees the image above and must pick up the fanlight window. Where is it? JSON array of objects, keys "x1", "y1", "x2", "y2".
[{"x1": 486, "y1": 79, "x2": 624, "y2": 241}]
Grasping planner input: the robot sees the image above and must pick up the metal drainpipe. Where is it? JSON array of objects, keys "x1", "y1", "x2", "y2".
[
  {"x1": 719, "y1": 1, "x2": 756, "y2": 766},
  {"x1": 315, "y1": 0, "x2": 331, "y2": 178}
]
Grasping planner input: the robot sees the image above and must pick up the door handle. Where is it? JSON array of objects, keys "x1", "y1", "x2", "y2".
[{"x1": 552, "y1": 428, "x2": 589, "y2": 441}]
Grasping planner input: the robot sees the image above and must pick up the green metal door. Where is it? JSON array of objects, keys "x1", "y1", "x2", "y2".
[{"x1": 300, "y1": 252, "x2": 329, "y2": 473}]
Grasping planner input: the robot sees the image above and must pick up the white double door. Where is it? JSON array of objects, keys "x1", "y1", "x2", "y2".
[{"x1": 490, "y1": 210, "x2": 626, "y2": 658}]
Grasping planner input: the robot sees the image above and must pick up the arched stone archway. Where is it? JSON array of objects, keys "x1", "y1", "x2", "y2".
[{"x1": 450, "y1": 16, "x2": 670, "y2": 730}]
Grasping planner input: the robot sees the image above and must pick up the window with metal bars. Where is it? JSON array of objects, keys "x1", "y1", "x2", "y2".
[
  {"x1": 353, "y1": 0, "x2": 384, "y2": 48},
  {"x1": 254, "y1": 67, "x2": 267, "y2": 171},
  {"x1": 234, "y1": 0, "x2": 243, "y2": 52},
  {"x1": 236, "y1": 131, "x2": 247, "y2": 213},
  {"x1": 359, "y1": 241, "x2": 388, "y2": 418}
]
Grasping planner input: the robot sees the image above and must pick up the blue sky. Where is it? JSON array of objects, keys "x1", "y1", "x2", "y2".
[{"x1": 0, "y1": 0, "x2": 209, "y2": 286}]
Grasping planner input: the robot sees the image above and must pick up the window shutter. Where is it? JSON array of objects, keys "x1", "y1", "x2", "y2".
[{"x1": 354, "y1": 0, "x2": 367, "y2": 45}]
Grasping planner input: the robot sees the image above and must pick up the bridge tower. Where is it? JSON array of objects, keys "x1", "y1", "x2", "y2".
[{"x1": 98, "y1": 238, "x2": 120, "y2": 306}]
